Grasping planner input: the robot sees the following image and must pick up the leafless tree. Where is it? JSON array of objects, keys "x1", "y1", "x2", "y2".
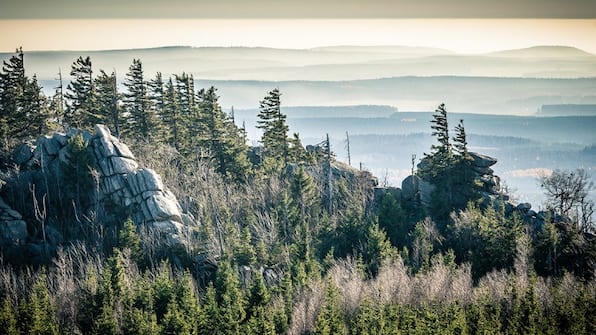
[{"x1": 539, "y1": 168, "x2": 594, "y2": 231}]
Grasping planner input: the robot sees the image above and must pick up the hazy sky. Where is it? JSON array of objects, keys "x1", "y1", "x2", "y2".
[
  {"x1": 0, "y1": 1, "x2": 595, "y2": 52},
  {"x1": 2, "y1": 0, "x2": 596, "y2": 19}
]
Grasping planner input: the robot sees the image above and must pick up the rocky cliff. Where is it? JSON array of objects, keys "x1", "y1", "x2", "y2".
[{"x1": 0, "y1": 125, "x2": 193, "y2": 260}]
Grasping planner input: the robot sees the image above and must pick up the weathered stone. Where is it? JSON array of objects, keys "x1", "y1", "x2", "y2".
[
  {"x1": 0, "y1": 197, "x2": 10, "y2": 210},
  {"x1": 401, "y1": 175, "x2": 419, "y2": 201},
  {"x1": 147, "y1": 191, "x2": 181, "y2": 221},
  {"x1": 401, "y1": 175, "x2": 434, "y2": 207},
  {"x1": 52, "y1": 132, "x2": 68, "y2": 146},
  {"x1": 472, "y1": 166, "x2": 494, "y2": 175},
  {"x1": 44, "y1": 226, "x2": 63, "y2": 244},
  {"x1": 113, "y1": 139, "x2": 135, "y2": 159},
  {"x1": 110, "y1": 156, "x2": 138, "y2": 175},
  {"x1": 13, "y1": 142, "x2": 35, "y2": 165},
  {"x1": 137, "y1": 169, "x2": 164, "y2": 191},
  {"x1": 58, "y1": 146, "x2": 71, "y2": 164},
  {"x1": 469, "y1": 152, "x2": 497, "y2": 168},
  {"x1": 41, "y1": 136, "x2": 60, "y2": 156},
  {"x1": 96, "y1": 158, "x2": 112, "y2": 176},
  {"x1": 3, "y1": 208, "x2": 22, "y2": 220},
  {"x1": 0, "y1": 220, "x2": 28, "y2": 245}
]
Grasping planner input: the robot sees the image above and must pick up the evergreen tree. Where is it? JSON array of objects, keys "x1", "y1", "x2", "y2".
[
  {"x1": 453, "y1": 119, "x2": 468, "y2": 156},
  {"x1": 0, "y1": 298, "x2": 19, "y2": 335},
  {"x1": 197, "y1": 86, "x2": 250, "y2": 181},
  {"x1": 431, "y1": 103, "x2": 450, "y2": 155},
  {"x1": 215, "y1": 257, "x2": 246, "y2": 334},
  {"x1": 163, "y1": 78, "x2": 183, "y2": 150},
  {"x1": 94, "y1": 70, "x2": 121, "y2": 136},
  {"x1": 123, "y1": 59, "x2": 158, "y2": 141},
  {"x1": 65, "y1": 56, "x2": 98, "y2": 129},
  {"x1": 257, "y1": 88, "x2": 289, "y2": 164},
  {"x1": 148, "y1": 72, "x2": 166, "y2": 142},
  {"x1": 314, "y1": 281, "x2": 347, "y2": 335},
  {"x1": 0, "y1": 48, "x2": 47, "y2": 144},
  {"x1": 0, "y1": 47, "x2": 26, "y2": 145},
  {"x1": 25, "y1": 273, "x2": 60, "y2": 335}
]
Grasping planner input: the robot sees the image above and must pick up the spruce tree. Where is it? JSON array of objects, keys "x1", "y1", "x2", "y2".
[
  {"x1": 431, "y1": 103, "x2": 450, "y2": 155},
  {"x1": 0, "y1": 48, "x2": 47, "y2": 144},
  {"x1": 148, "y1": 72, "x2": 166, "y2": 142},
  {"x1": 65, "y1": 56, "x2": 98, "y2": 129},
  {"x1": 163, "y1": 78, "x2": 183, "y2": 150},
  {"x1": 257, "y1": 88, "x2": 289, "y2": 164},
  {"x1": 453, "y1": 119, "x2": 468, "y2": 156},
  {"x1": 0, "y1": 47, "x2": 26, "y2": 145},
  {"x1": 95, "y1": 70, "x2": 121, "y2": 136},
  {"x1": 197, "y1": 86, "x2": 250, "y2": 181},
  {"x1": 123, "y1": 59, "x2": 158, "y2": 141}
]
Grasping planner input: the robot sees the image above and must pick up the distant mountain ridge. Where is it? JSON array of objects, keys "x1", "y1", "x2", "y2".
[{"x1": 3, "y1": 44, "x2": 596, "y2": 82}]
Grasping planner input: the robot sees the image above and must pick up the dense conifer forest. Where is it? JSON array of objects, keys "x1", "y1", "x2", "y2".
[{"x1": 0, "y1": 48, "x2": 594, "y2": 334}]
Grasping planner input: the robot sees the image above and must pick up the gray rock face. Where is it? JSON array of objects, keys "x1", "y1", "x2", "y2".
[
  {"x1": 89, "y1": 125, "x2": 187, "y2": 244},
  {"x1": 469, "y1": 152, "x2": 497, "y2": 168},
  {"x1": 0, "y1": 197, "x2": 28, "y2": 246},
  {"x1": 401, "y1": 175, "x2": 435, "y2": 208},
  {"x1": 7, "y1": 124, "x2": 190, "y2": 248}
]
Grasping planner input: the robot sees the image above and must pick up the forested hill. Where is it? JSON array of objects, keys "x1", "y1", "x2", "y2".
[{"x1": 0, "y1": 49, "x2": 594, "y2": 335}]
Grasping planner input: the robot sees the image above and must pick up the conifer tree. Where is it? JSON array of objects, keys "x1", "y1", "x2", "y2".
[
  {"x1": 0, "y1": 298, "x2": 19, "y2": 335},
  {"x1": 453, "y1": 119, "x2": 468, "y2": 156},
  {"x1": 196, "y1": 87, "x2": 250, "y2": 181},
  {"x1": 215, "y1": 257, "x2": 246, "y2": 334},
  {"x1": 0, "y1": 47, "x2": 26, "y2": 145},
  {"x1": 148, "y1": 72, "x2": 166, "y2": 142},
  {"x1": 431, "y1": 103, "x2": 450, "y2": 155},
  {"x1": 257, "y1": 88, "x2": 289, "y2": 164},
  {"x1": 314, "y1": 281, "x2": 347, "y2": 335},
  {"x1": 65, "y1": 56, "x2": 98, "y2": 129},
  {"x1": 123, "y1": 59, "x2": 158, "y2": 141},
  {"x1": 163, "y1": 78, "x2": 183, "y2": 150},
  {"x1": 95, "y1": 70, "x2": 121, "y2": 136},
  {"x1": 0, "y1": 48, "x2": 47, "y2": 144}
]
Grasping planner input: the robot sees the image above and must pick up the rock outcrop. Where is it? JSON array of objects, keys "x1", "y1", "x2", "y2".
[
  {"x1": 0, "y1": 197, "x2": 28, "y2": 247},
  {"x1": 90, "y1": 125, "x2": 188, "y2": 244},
  {"x1": 1, "y1": 124, "x2": 191, "y2": 251}
]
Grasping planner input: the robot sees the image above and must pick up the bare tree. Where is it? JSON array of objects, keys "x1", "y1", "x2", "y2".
[{"x1": 539, "y1": 168, "x2": 594, "y2": 231}]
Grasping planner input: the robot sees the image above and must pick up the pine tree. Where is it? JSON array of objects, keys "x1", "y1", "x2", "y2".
[
  {"x1": 148, "y1": 72, "x2": 166, "y2": 142},
  {"x1": 95, "y1": 70, "x2": 121, "y2": 136},
  {"x1": 257, "y1": 88, "x2": 289, "y2": 164},
  {"x1": 288, "y1": 132, "x2": 309, "y2": 163},
  {"x1": 118, "y1": 218, "x2": 142, "y2": 264},
  {"x1": 0, "y1": 47, "x2": 26, "y2": 145},
  {"x1": 314, "y1": 281, "x2": 347, "y2": 335},
  {"x1": 123, "y1": 59, "x2": 158, "y2": 141},
  {"x1": 431, "y1": 103, "x2": 450, "y2": 155},
  {"x1": 419, "y1": 103, "x2": 452, "y2": 181},
  {"x1": 26, "y1": 273, "x2": 60, "y2": 335},
  {"x1": 453, "y1": 119, "x2": 468, "y2": 156},
  {"x1": 0, "y1": 298, "x2": 19, "y2": 335},
  {"x1": 0, "y1": 48, "x2": 47, "y2": 144},
  {"x1": 65, "y1": 56, "x2": 98, "y2": 129},
  {"x1": 215, "y1": 257, "x2": 246, "y2": 334},
  {"x1": 163, "y1": 78, "x2": 183, "y2": 150},
  {"x1": 173, "y1": 72, "x2": 196, "y2": 153},
  {"x1": 247, "y1": 271, "x2": 276, "y2": 335},
  {"x1": 197, "y1": 86, "x2": 250, "y2": 181}
]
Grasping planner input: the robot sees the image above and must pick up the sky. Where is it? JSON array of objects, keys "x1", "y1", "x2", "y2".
[{"x1": 0, "y1": 0, "x2": 595, "y2": 52}]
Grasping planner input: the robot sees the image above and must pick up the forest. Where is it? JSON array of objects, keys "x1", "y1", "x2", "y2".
[{"x1": 0, "y1": 48, "x2": 595, "y2": 334}]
